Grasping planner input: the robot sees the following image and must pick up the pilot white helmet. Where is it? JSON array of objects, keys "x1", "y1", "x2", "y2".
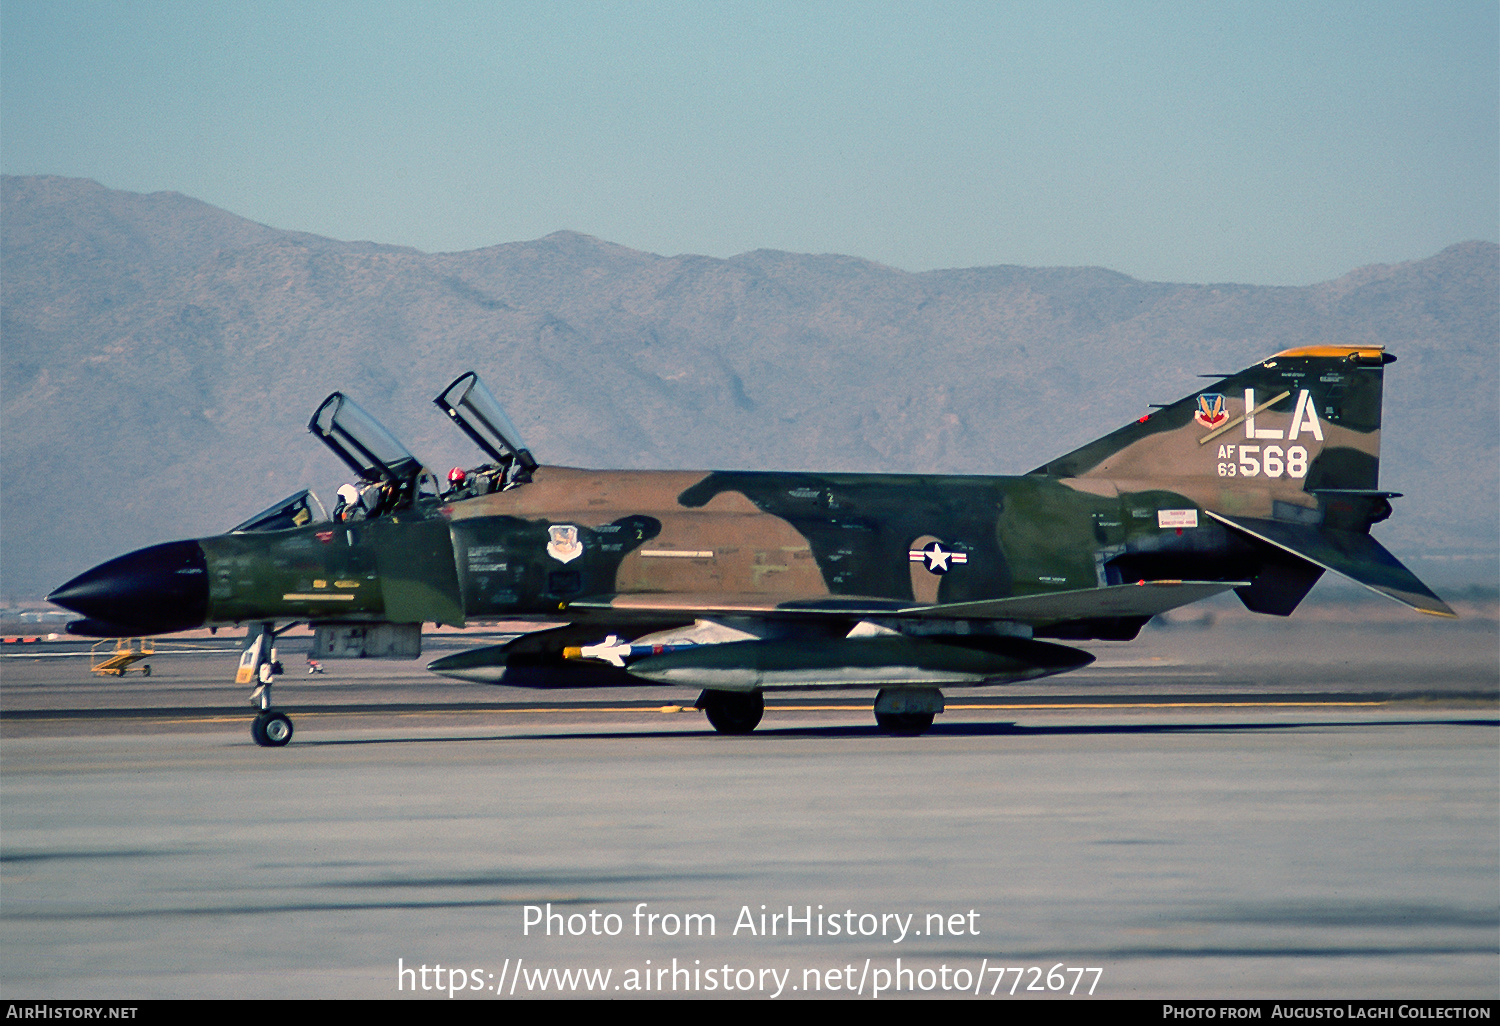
[{"x1": 336, "y1": 483, "x2": 360, "y2": 506}]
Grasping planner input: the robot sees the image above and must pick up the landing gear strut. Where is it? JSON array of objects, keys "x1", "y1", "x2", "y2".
[
  {"x1": 240, "y1": 621, "x2": 295, "y2": 747},
  {"x1": 697, "y1": 689, "x2": 764, "y2": 734}
]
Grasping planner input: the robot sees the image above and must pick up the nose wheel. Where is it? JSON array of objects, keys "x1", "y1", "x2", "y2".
[
  {"x1": 241, "y1": 620, "x2": 298, "y2": 747},
  {"x1": 251, "y1": 711, "x2": 294, "y2": 747}
]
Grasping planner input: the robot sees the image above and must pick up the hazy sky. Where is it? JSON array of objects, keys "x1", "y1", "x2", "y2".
[{"x1": 3, "y1": 1, "x2": 1495, "y2": 284}]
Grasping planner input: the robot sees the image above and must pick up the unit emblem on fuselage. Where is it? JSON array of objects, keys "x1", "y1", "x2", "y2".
[{"x1": 547, "y1": 525, "x2": 583, "y2": 564}]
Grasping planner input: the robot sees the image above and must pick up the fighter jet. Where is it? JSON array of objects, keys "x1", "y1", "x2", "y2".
[{"x1": 48, "y1": 346, "x2": 1453, "y2": 746}]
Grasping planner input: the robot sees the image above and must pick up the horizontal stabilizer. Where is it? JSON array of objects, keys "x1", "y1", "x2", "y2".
[
  {"x1": 902, "y1": 581, "x2": 1245, "y2": 623},
  {"x1": 1207, "y1": 512, "x2": 1455, "y2": 617}
]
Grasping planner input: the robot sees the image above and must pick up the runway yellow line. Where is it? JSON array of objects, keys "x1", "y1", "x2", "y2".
[
  {"x1": 944, "y1": 701, "x2": 1390, "y2": 710},
  {"x1": 8, "y1": 698, "x2": 1399, "y2": 727}
]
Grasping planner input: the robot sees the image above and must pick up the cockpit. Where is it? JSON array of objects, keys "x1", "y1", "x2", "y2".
[
  {"x1": 308, "y1": 392, "x2": 444, "y2": 520},
  {"x1": 230, "y1": 490, "x2": 329, "y2": 533},
  {"x1": 229, "y1": 373, "x2": 533, "y2": 533},
  {"x1": 432, "y1": 372, "x2": 538, "y2": 498}
]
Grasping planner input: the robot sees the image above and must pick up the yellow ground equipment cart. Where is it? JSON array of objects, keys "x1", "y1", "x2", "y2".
[{"x1": 90, "y1": 638, "x2": 154, "y2": 677}]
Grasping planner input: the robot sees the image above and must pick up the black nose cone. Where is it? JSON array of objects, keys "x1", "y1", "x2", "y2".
[{"x1": 48, "y1": 540, "x2": 209, "y2": 635}]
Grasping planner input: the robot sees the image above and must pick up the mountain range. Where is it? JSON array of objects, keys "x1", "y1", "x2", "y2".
[{"x1": 2, "y1": 175, "x2": 1495, "y2": 600}]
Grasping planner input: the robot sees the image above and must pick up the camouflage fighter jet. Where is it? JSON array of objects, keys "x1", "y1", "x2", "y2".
[{"x1": 48, "y1": 346, "x2": 1453, "y2": 746}]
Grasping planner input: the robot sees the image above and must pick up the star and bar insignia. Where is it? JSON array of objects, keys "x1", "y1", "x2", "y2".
[{"x1": 909, "y1": 541, "x2": 969, "y2": 575}]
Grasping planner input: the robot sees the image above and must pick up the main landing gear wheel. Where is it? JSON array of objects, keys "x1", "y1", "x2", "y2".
[
  {"x1": 698, "y1": 690, "x2": 764, "y2": 734},
  {"x1": 875, "y1": 711, "x2": 935, "y2": 736},
  {"x1": 252, "y1": 711, "x2": 294, "y2": 747}
]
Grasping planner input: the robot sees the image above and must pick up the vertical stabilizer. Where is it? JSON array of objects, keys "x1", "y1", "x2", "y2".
[
  {"x1": 1031, "y1": 345, "x2": 1391, "y2": 494},
  {"x1": 1032, "y1": 346, "x2": 1451, "y2": 619}
]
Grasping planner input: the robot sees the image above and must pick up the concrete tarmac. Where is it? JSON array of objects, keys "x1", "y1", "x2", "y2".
[{"x1": 1, "y1": 606, "x2": 1496, "y2": 999}]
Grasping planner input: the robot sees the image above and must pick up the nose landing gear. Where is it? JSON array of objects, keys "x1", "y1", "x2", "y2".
[{"x1": 240, "y1": 621, "x2": 297, "y2": 747}]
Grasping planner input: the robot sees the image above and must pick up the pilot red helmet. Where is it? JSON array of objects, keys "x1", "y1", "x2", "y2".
[{"x1": 448, "y1": 467, "x2": 467, "y2": 484}]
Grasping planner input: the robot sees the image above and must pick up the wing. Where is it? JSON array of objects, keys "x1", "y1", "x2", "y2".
[
  {"x1": 900, "y1": 580, "x2": 1245, "y2": 624},
  {"x1": 427, "y1": 581, "x2": 1241, "y2": 688},
  {"x1": 562, "y1": 580, "x2": 1243, "y2": 625}
]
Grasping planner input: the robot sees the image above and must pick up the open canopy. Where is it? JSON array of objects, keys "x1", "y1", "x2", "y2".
[
  {"x1": 433, "y1": 372, "x2": 537, "y2": 485},
  {"x1": 308, "y1": 392, "x2": 425, "y2": 485}
]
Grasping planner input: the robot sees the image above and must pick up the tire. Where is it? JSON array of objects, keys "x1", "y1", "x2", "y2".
[
  {"x1": 875, "y1": 711, "x2": 934, "y2": 735},
  {"x1": 253, "y1": 711, "x2": 294, "y2": 747},
  {"x1": 698, "y1": 690, "x2": 764, "y2": 734},
  {"x1": 141, "y1": 664, "x2": 151, "y2": 677}
]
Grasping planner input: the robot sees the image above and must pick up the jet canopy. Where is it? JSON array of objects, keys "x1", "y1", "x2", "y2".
[
  {"x1": 230, "y1": 489, "x2": 328, "y2": 533},
  {"x1": 433, "y1": 372, "x2": 538, "y2": 488},
  {"x1": 309, "y1": 392, "x2": 424, "y2": 485},
  {"x1": 308, "y1": 392, "x2": 441, "y2": 517}
]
